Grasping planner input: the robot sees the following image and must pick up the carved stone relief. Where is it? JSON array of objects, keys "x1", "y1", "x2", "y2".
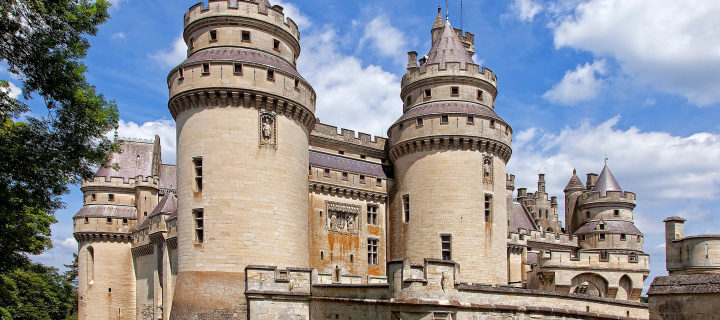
[
  {"x1": 325, "y1": 201, "x2": 362, "y2": 237},
  {"x1": 483, "y1": 155, "x2": 493, "y2": 184},
  {"x1": 259, "y1": 112, "x2": 277, "y2": 149}
]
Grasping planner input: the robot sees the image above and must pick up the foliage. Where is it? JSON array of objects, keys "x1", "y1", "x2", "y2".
[
  {"x1": 0, "y1": 261, "x2": 76, "y2": 320},
  {"x1": 0, "y1": 0, "x2": 119, "y2": 272},
  {"x1": 640, "y1": 296, "x2": 649, "y2": 303}
]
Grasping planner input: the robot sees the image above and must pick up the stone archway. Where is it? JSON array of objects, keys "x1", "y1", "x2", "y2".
[
  {"x1": 570, "y1": 273, "x2": 609, "y2": 297},
  {"x1": 616, "y1": 275, "x2": 633, "y2": 300}
]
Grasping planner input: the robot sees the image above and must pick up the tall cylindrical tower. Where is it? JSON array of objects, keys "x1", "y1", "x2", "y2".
[
  {"x1": 167, "y1": 1, "x2": 315, "y2": 318},
  {"x1": 388, "y1": 9, "x2": 512, "y2": 285}
]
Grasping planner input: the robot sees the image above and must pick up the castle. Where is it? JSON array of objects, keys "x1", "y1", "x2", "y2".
[{"x1": 73, "y1": 1, "x2": 654, "y2": 319}]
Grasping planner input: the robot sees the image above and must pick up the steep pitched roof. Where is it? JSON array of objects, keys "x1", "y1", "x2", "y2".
[
  {"x1": 564, "y1": 169, "x2": 585, "y2": 192},
  {"x1": 574, "y1": 220, "x2": 643, "y2": 235},
  {"x1": 159, "y1": 164, "x2": 177, "y2": 191},
  {"x1": 592, "y1": 165, "x2": 622, "y2": 193},
  {"x1": 95, "y1": 140, "x2": 155, "y2": 182},
  {"x1": 511, "y1": 203, "x2": 537, "y2": 233},
  {"x1": 309, "y1": 150, "x2": 392, "y2": 178},
  {"x1": 432, "y1": 7, "x2": 444, "y2": 30},
  {"x1": 137, "y1": 193, "x2": 177, "y2": 229},
  {"x1": 74, "y1": 205, "x2": 137, "y2": 219},
  {"x1": 423, "y1": 22, "x2": 474, "y2": 70}
]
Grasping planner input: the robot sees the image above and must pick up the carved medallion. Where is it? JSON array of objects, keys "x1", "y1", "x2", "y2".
[
  {"x1": 259, "y1": 112, "x2": 277, "y2": 149},
  {"x1": 325, "y1": 201, "x2": 362, "y2": 237}
]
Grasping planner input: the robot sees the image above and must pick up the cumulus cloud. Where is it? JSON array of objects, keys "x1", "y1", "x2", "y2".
[
  {"x1": 149, "y1": 35, "x2": 187, "y2": 69},
  {"x1": 550, "y1": 0, "x2": 720, "y2": 106},
  {"x1": 360, "y1": 16, "x2": 408, "y2": 64},
  {"x1": 299, "y1": 27, "x2": 402, "y2": 137},
  {"x1": 543, "y1": 59, "x2": 607, "y2": 105},
  {"x1": 111, "y1": 32, "x2": 126, "y2": 40},
  {"x1": 107, "y1": 119, "x2": 177, "y2": 164},
  {"x1": 272, "y1": 0, "x2": 311, "y2": 30},
  {"x1": 510, "y1": 0, "x2": 543, "y2": 21},
  {"x1": 1, "y1": 80, "x2": 21, "y2": 99}
]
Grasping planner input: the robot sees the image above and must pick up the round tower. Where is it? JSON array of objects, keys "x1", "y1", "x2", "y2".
[
  {"x1": 388, "y1": 9, "x2": 512, "y2": 285},
  {"x1": 167, "y1": 1, "x2": 315, "y2": 318}
]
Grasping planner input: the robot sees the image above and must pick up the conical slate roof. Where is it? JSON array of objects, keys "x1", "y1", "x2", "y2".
[
  {"x1": 564, "y1": 169, "x2": 585, "y2": 192},
  {"x1": 432, "y1": 7, "x2": 444, "y2": 30},
  {"x1": 592, "y1": 165, "x2": 622, "y2": 193},
  {"x1": 424, "y1": 21, "x2": 474, "y2": 70}
]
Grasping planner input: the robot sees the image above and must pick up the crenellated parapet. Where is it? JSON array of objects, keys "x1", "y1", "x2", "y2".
[
  {"x1": 577, "y1": 190, "x2": 636, "y2": 210},
  {"x1": 527, "y1": 230, "x2": 579, "y2": 248},
  {"x1": 82, "y1": 175, "x2": 159, "y2": 190},
  {"x1": 536, "y1": 250, "x2": 649, "y2": 272},
  {"x1": 402, "y1": 63, "x2": 497, "y2": 90},
  {"x1": 311, "y1": 123, "x2": 387, "y2": 152}
]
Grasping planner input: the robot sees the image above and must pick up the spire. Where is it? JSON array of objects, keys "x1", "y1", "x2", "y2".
[
  {"x1": 433, "y1": 6, "x2": 444, "y2": 30},
  {"x1": 424, "y1": 21, "x2": 474, "y2": 69},
  {"x1": 564, "y1": 169, "x2": 584, "y2": 192},
  {"x1": 592, "y1": 165, "x2": 622, "y2": 193}
]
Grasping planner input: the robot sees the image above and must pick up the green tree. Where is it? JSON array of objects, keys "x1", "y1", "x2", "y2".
[
  {"x1": 0, "y1": 262, "x2": 76, "y2": 320},
  {"x1": 0, "y1": 0, "x2": 119, "y2": 272},
  {"x1": 62, "y1": 254, "x2": 78, "y2": 320}
]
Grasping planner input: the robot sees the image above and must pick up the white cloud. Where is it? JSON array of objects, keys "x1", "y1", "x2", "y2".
[
  {"x1": 360, "y1": 16, "x2": 407, "y2": 63},
  {"x1": 510, "y1": 0, "x2": 543, "y2": 21},
  {"x1": 551, "y1": 0, "x2": 720, "y2": 106},
  {"x1": 2, "y1": 80, "x2": 21, "y2": 99},
  {"x1": 107, "y1": 119, "x2": 177, "y2": 164},
  {"x1": 543, "y1": 59, "x2": 607, "y2": 105},
  {"x1": 509, "y1": 116, "x2": 720, "y2": 205},
  {"x1": 272, "y1": 0, "x2": 311, "y2": 30},
  {"x1": 111, "y1": 32, "x2": 126, "y2": 40},
  {"x1": 55, "y1": 237, "x2": 78, "y2": 251},
  {"x1": 299, "y1": 27, "x2": 402, "y2": 138},
  {"x1": 149, "y1": 35, "x2": 187, "y2": 69}
]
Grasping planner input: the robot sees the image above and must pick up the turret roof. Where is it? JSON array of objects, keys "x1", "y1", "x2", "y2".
[
  {"x1": 423, "y1": 21, "x2": 474, "y2": 70},
  {"x1": 564, "y1": 169, "x2": 585, "y2": 192},
  {"x1": 432, "y1": 7, "x2": 444, "y2": 30},
  {"x1": 591, "y1": 165, "x2": 622, "y2": 193}
]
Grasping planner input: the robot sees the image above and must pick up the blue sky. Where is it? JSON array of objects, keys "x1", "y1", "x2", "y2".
[{"x1": 15, "y1": 0, "x2": 720, "y2": 292}]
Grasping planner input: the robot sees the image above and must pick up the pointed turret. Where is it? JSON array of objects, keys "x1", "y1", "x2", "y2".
[
  {"x1": 424, "y1": 22, "x2": 475, "y2": 70},
  {"x1": 564, "y1": 169, "x2": 585, "y2": 192},
  {"x1": 592, "y1": 165, "x2": 622, "y2": 193}
]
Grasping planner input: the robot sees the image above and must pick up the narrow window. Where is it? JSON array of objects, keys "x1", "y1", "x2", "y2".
[
  {"x1": 467, "y1": 116, "x2": 474, "y2": 124},
  {"x1": 399, "y1": 123, "x2": 404, "y2": 130},
  {"x1": 614, "y1": 209, "x2": 620, "y2": 217},
  {"x1": 484, "y1": 195, "x2": 493, "y2": 222},
  {"x1": 338, "y1": 150, "x2": 344, "y2": 155},
  {"x1": 367, "y1": 239, "x2": 378, "y2": 265},
  {"x1": 108, "y1": 287, "x2": 112, "y2": 293},
  {"x1": 441, "y1": 115, "x2": 449, "y2": 123},
  {"x1": 586, "y1": 211, "x2": 590, "y2": 218},
  {"x1": 320, "y1": 251, "x2": 324, "y2": 260},
  {"x1": 91, "y1": 194, "x2": 96, "y2": 201},
  {"x1": 144, "y1": 211, "x2": 148, "y2": 217},
  {"x1": 477, "y1": 90, "x2": 484, "y2": 101},
  {"x1": 193, "y1": 157, "x2": 203, "y2": 192},
  {"x1": 194, "y1": 209, "x2": 204, "y2": 244},
  {"x1": 424, "y1": 89, "x2": 432, "y2": 98},
  {"x1": 323, "y1": 168, "x2": 330, "y2": 177},
  {"x1": 637, "y1": 235, "x2": 642, "y2": 242},
  {"x1": 599, "y1": 234, "x2": 606, "y2": 241},
  {"x1": 84, "y1": 217, "x2": 89, "y2": 224},
  {"x1": 581, "y1": 235, "x2": 586, "y2": 241},
  {"x1": 621, "y1": 234, "x2": 627, "y2": 241},
  {"x1": 267, "y1": 69, "x2": 274, "y2": 80},
  {"x1": 189, "y1": 37, "x2": 194, "y2": 50},
  {"x1": 350, "y1": 254, "x2": 354, "y2": 263},
  {"x1": 599, "y1": 223, "x2": 605, "y2": 230},
  {"x1": 360, "y1": 155, "x2": 366, "y2": 159},
  {"x1": 273, "y1": 39, "x2": 280, "y2": 50},
  {"x1": 178, "y1": 68, "x2": 184, "y2": 79},
  {"x1": 490, "y1": 119, "x2": 496, "y2": 128},
  {"x1": 451, "y1": 86, "x2": 459, "y2": 96},
  {"x1": 441, "y1": 235, "x2": 452, "y2": 260},
  {"x1": 241, "y1": 31, "x2": 251, "y2": 42},
  {"x1": 367, "y1": 205, "x2": 377, "y2": 225},
  {"x1": 234, "y1": 63, "x2": 243, "y2": 74},
  {"x1": 108, "y1": 194, "x2": 115, "y2": 202},
  {"x1": 87, "y1": 247, "x2": 95, "y2": 282},
  {"x1": 406, "y1": 96, "x2": 411, "y2": 107},
  {"x1": 209, "y1": 30, "x2": 217, "y2": 41},
  {"x1": 417, "y1": 118, "x2": 424, "y2": 126},
  {"x1": 403, "y1": 195, "x2": 410, "y2": 222},
  {"x1": 376, "y1": 178, "x2": 382, "y2": 187},
  {"x1": 342, "y1": 172, "x2": 348, "y2": 180},
  {"x1": 294, "y1": 79, "x2": 300, "y2": 88},
  {"x1": 122, "y1": 218, "x2": 128, "y2": 225},
  {"x1": 202, "y1": 63, "x2": 210, "y2": 74},
  {"x1": 106, "y1": 217, "x2": 112, "y2": 224},
  {"x1": 360, "y1": 175, "x2": 366, "y2": 183}
]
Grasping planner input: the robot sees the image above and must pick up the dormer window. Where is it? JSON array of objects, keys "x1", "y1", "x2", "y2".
[{"x1": 599, "y1": 223, "x2": 605, "y2": 230}]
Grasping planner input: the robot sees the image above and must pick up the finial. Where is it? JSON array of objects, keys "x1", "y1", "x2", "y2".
[
  {"x1": 573, "y1": 169, "x2": 577, "y2": 175},
  {"x1": 446, "y1": 0, "x2": 449, "y2": 22},
  {"x1": 604, "y1": 156, "x2": 608, "y2": 166}
]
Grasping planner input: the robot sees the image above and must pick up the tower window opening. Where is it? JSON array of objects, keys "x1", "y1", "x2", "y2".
[
  {"x1": 467, "y1": 116, "x2": 474, "y2": 124},
  {"x1": 490, "y1": 119, "x2": 496, "y2": 128},
  {"x1": 189, "y1": 37, "x2": 194, "y2": 50},
  {"x1": 241, "y1": 31, "x2": 251, "y2": 42},
  {"x1": 621, "y1": 233, "x2": 627, "y2": 241},
  {"x1": 294, "y1": 79, "x2": 300, "y2": 88},
  {"x1": 84, "y1": 217, "x2": 89, "y2": 224},
  {"x1": 234, "y1": 63, "x2": 243, "y2": 74},
  {"x1": 202, "y1": 63, "x2": 210, "y2": 74},
  {"x1": 406, "y1": 96, "x2": 411, "y2": 107},
  {"x1": 209, "y1": 30, "x2": 217, "y2": 41},
  {"x1": 360, "y1": 155, "x2": 366, "y2": 159},
  {"x1": 360, "y1": 175, "x2": 366, "y2": 183},
  {"x1": 441, "y1": 235, "x2": 452, "y2": 260},
  {"x1": 599, "y1": 223, "x2": 605, "y2": 230},
  {"x1": 367, "y1": 239, "x2": 378, "y2": 265},
  {"x1": 484, "y1": 195, "x2": 493, "y2": 222},
  {"x1": 108, "y1": 287, "x2": 112, "y2": 293},
  {"x1": 342, "y1": 172, "x2": 348, "y2": 180},
  {"x1": 599, "y1": 234, "x2": 606, "y2": 241},
  {"x1": 403, "y1": 195, "x2": 410, "y2": 222},
  {"x1": 441, "y1": 115, "x2": 449, "y2": 123},
  {"x1": 376, "y1": 178, "x2": 382, "y2": 187},
  {"x1": 194, "y1": 209, "x2": 204, "y2": 244},
  {"x1": 108, "y1": 194, "x2": 115, "y2": 202},
  {"x1": 477, "y1": 90, "x2": 484, "y2": 101},
  {"x1": 323, "y1": 168, "x2": 330, "y2": 177},
  {"x1": 637, "y1": 235, "x2": 642, "y2": 242},
  {"x1": 586, "y1": 211, "x2": 590, "y2": 218},
  {"x1": 417, "y1": 118, "x2": 424, "y2": 126},
  {"x1": 338, "y1": 150, "x2": 344, "y2": 155},
  {"x1": 106, "y1": 217, "x2": 112, "y2": 224},
  {"x1": 451, "y1": 86, "x2": 459, "y2": 96},
  {"x1": 614, "y1": 209, "x2": 620, "y2": 217},
  {"x1": 320, "y1": 251, "x2": 324, "y2": 260},
  {"x1": 178, "y1": 68, "x2": 184, "y2": 79},
  {"x1": 267, "y1": 69, "x2": 274, "y2": 80},
  {"x1": 193, "y1": 157, "x2": 203, "y2": 192},
  {"x1": 399, "y1": 123, "x2": 404, "y2": 130},
  {"x1": 144, "y1": 212, "x2": 147, "y2": 217},
  {"x1": 122, "y1": 218, "x2": 128, "y2": 225},
  {"x1": 367, "y1": 205, "x2": 378, "y2": 225},
  {"x1": 581, "y1": 235, "x2": 586, "y2": 241},
  {"x1": 273, "y1": 39, "x2": 280, "y2": 50},
  {"x1": 91, "y1": 194, "x2": 96, "y2": 201},
  {"x1": 424, "y1": 89, "x2": 432, "y2": 98}
]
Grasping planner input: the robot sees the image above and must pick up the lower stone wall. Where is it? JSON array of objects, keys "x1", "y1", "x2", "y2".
[{"x1": 649, "y1": 293, "x2": 720, "y2": 320}]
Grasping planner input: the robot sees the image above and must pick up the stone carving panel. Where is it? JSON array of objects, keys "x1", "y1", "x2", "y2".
[
  {"x1": 483, "y1": 155, "x2": 493, "y2": 184},
  {"x1": 259, "y1": 112, "x2": 277, "y2": 149},
  {"x1": 325, "y1": 201, "x2": 362, "y2": 237}
]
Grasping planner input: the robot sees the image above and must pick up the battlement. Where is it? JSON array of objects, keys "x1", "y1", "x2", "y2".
[
  {"x1": 506, "y1": 174, "x2": 515, "y2": 190},
  {"x1": 311, "y1": 123, "x2": 387, "y2": 151},
  {"x1": 402, "y1": 62, "x2": 497, "y2": 88},
  {"x1": 82, "y1": 175, "x2": 159, "y2": 189},
  {"x1": 184, "y1": 1, "x2": 299, "y2": 41},
  {"x1": 527, "y1": 230, "x2": 579, "y2": 247},
  {"x1": 537, "y1": 250, "x2": 650, "y2": 271},
  {"x1": 245, "y1": 265, "x2": 313, "y2": 295},
  {"x1": 578, "y1": 190, "x2": 636, "y2": 205}
]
